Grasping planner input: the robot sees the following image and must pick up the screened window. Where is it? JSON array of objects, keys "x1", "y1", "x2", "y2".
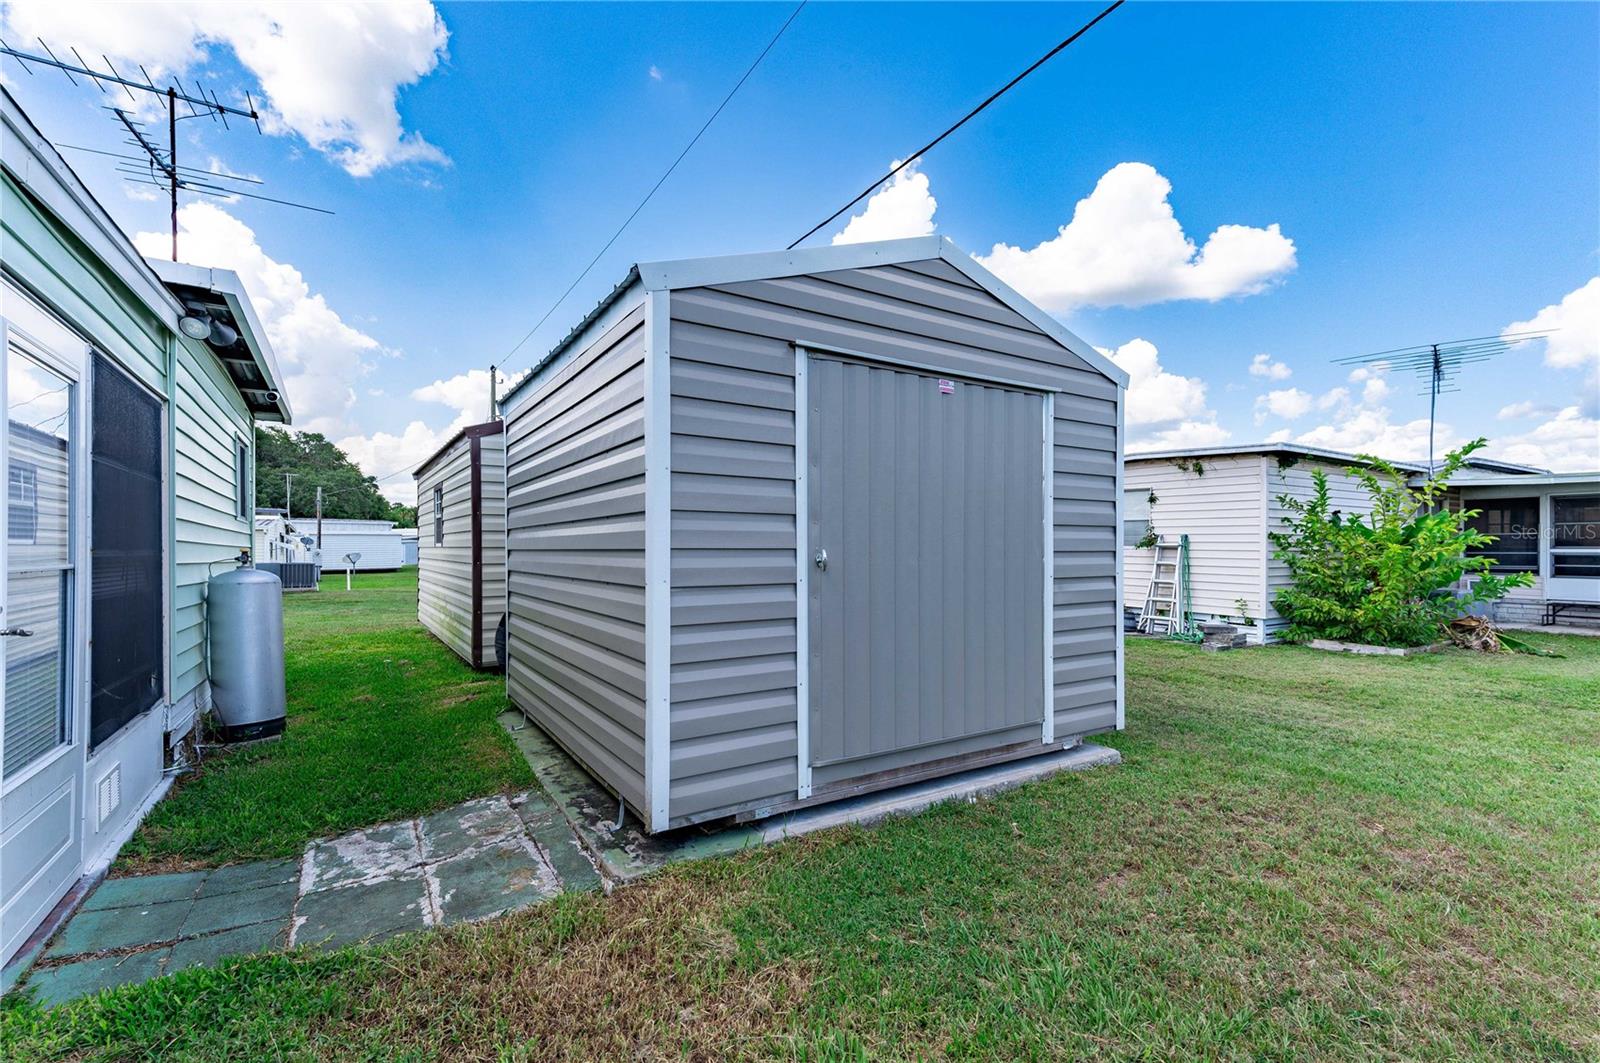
[
  {"x1": 235, "y1": 438, "x2": 250, "y2": 519},
  {"x1": 432, "y1": 485, "x2": 444, "y2": 546},
  {"x1": 1466, "y1": 497, "x2": 1539, "y2": 573},
  {"x1": 1551, "y1": 495, "x2": 1600, "y2": 578},
  {"x1": 89, "y1": 354, "x2": 164, "y2": 750},
  {"x1": 8, "y1": 462, "x2": 38, "y2": 543}
]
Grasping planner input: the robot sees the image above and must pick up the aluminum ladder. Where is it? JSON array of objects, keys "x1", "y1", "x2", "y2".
[{"x1": 1138, "y1": 537, "x2": 1187, "y2": 635}]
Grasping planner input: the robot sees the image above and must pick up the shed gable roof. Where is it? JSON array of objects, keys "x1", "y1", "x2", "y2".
[{"x1": 502, "y1": 236, "x2": 1127, "y2": 406}]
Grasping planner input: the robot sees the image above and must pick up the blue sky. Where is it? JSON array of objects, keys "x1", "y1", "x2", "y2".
[{"x1": 2, "y1": 1, "x2": 1596, "y2": 497}]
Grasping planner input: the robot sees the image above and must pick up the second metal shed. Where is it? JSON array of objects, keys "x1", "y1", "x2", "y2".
[
  {"x1": 414, "y1": 420, "x2": 507, "y2": 669},
  {"x1": 500, "y1": 236, "x2": 1129, "y2": 833}
]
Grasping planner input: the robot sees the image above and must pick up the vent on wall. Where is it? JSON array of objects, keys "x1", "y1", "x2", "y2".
[{"x1": 96, "y1": 765, "x2": 122, "y2": 828}]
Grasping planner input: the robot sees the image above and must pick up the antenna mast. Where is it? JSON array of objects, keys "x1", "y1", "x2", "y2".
[
  {"x1": 1, "y1": 40, "x2": 328, "y2": 259},
  {"x1": 1332, "y1": 330, "x2": 1553, "y2": 473}
]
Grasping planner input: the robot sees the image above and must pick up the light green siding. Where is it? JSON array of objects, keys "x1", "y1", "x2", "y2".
[
  {"x1": 3, "y1": 168, "x2": 254, "y2": 719},
  {"x1": 172, "y1": 336, "x2": 253, "y2": 697}
]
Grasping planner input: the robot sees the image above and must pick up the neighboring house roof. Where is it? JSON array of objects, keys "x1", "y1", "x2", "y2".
[
  {"x1": 1125, "y1": 442, "x2": 1547, "y2": 476},
  {"x1": 144, "y1": 259, "x2": 292, "y2": 423},
  {"x1": 1449, "y1": 471, "x2": 1600, "y2": 488},
  {"x1": 500, "y1": 235, "x2": 1130, "y2": 407}
]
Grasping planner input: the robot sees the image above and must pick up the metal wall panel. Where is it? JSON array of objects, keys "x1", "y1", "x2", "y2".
[
  {"x1": 415, "y1": 429, "x2": 509, "y2": 667},
  {"x1": 807, "y1": 356, "x2": 1045, "y2": 779},
  {"x1": 504, "y1": 307, "x2": 648, "y2": 812},
  {"x1": 665, "y1": 261, "x2": 1120, "y2": 827}
]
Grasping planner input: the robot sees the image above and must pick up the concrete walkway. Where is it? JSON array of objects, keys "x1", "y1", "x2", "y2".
[
  {"x1": 19, "y1": 712, "x2": 1119, "y2": 1007},
  {"x1": 20, "y1": 789, "x2": 598, "y2": 1008}
]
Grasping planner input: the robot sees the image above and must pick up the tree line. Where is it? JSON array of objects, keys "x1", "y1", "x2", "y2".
[{"x1": 254, "y1": 426, "x2": 416, "y2": 527}]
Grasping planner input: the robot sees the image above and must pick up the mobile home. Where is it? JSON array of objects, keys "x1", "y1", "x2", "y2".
[
  {"x1": 2, "y1": 88, "x2": 291, "y2": 967},
  {"x1": 310, "y1": 518, "x2": 405, "y2": 572},
  {"x1": 414, "y1": 421, "x2": 506, "y2": 669},
  {"x1": 1121, "y1": 444, "x2": 1547, "y2": 641},
  {"x1": 499, "y1": 236, "x2": 1128, "y2": 833}
]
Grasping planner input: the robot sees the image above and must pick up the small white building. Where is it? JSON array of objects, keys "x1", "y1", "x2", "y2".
[
  {"x1": 310, "y1": 518, "x2": 406, "y2": 572},
  {"x1": 399, "y1": 528, "x2": 419, "y2": 567},
  {"x1": 1121, "y1": 443, "x2": 1559, "y2": 641},
  {"x1": 253, "y1": 512, "x2": 313, "y2": 564},
  {"x1": 1450, "y1": 472, "x2": 1600, "y2": 625}
]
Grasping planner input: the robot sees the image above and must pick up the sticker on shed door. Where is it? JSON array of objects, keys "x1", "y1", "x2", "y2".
[{"x1": 937, "y1": 379, "x2": 954, "y2": 394}]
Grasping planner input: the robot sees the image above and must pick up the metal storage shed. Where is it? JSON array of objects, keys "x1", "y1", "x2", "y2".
[
  {"x1": 414, "y1": 420, "x2": 507, "y2": 669},
  {"x1": 499, "y1": 236, "x2": 1129, "y2": 833}
]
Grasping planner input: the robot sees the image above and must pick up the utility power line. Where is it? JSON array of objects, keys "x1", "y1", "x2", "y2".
[
  {"x1": 499, "y1": 0, "x2": 808, "y2": 372},
  {"x1": 788, "y1": 0, "x2": 1126, "y2": 249}
]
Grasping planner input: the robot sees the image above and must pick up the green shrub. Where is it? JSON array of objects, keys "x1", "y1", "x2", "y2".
[{"x1": 1270, "y1": 439, "x2": 1534, "y2": 646}]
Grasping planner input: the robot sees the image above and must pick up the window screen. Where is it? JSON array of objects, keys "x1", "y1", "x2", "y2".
[
  {"x1": 89, "y1": 354, "x2": 163, "y2": 750},
  {"x1": 1552, "y1": 495, "x2": 1600, "y2": 578},
  {"x1": 432, "y1": 484, "x2": 444, "y2": 545},
  {"x1": 1465, "y1": 497, "x2": 1539, "y2": 573},
  {"x1": 1123, "y1": 486, "x2": 1152, "y2": 547}
]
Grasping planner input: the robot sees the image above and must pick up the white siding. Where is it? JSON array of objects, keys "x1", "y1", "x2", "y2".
[{"x1": 1123, "y1": 455, "x2": 1267, "y2": 636}]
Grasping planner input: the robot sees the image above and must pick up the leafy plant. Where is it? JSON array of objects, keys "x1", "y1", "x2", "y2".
[
  {"x1": 1135, "y1": 490, "x2": 1161, "y2": 548},
  {"x1": 1269, "y1": 438, "x2": 1534, "y2": 647},
  {"x1": 1174, "y1": 458, "x2": 1206, "y2": 477}
]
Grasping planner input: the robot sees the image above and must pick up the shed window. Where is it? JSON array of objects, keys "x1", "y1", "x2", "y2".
[
  {"x1": 432, "y1": 485, "x2": 444, "y2": 546},
  {"x1": 235, "y1": 438, "x2": 250, "y2": 520},
  {"x1": 1551, "y1": 495, "x2": 1600, "y2": 578},
  {"x1": 8, "y1": 462, "x2": 38, "y2": 543},
  {"x1": 1466, "y1": 497, "x2": 1539, "y2": 573},
  {"x1": 1122, "y1": 487, "x2": 1152, "y2": 547}
]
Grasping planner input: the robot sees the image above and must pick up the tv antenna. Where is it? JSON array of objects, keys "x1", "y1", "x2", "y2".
[
  {"x1": 1332, "y1": 329, "x2": 1553, "y2": 473},
  {"x1": 0, "y1": 38, "x2": 329, "y2": 260}
]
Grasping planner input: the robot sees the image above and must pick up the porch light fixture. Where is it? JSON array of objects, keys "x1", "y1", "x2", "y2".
[{"x1": 178, "y1": 313, "x2": 212, "y2": 340}]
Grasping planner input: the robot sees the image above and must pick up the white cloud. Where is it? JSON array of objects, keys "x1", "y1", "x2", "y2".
[
  {"x1": 1487, "y1": 406, "x2": 1600, "y2": 472},
  {"x1": 1505, "y1": 278, "x2": 1600, "y2": 372},
  {"x1": 337, "y1": 367, "x2": 506, "y2": 501},
  {"x1": 134, "y1": 202, "x2": 385, "y2": 435},
  {"x1": 649, "y1": 64, "x2": 664, "y2": 81},
  {"x1": 1249, "y1": 353, "x2": 1291, "y2": 380},
  {"x1": 1, "y1": 1, "x2": 450, "y2": 176},
  {"x1": 832, "y1": 160, "x2": 937, "y2": 245},
  {"x1": 1254, "y1": 387, "x2": 1313, "y2": 424},
  {"x1": 975, "y1": 162, "x2": 1297, "y2": 312},
  {"x1": 1095, "y1": 338, "x2": 1229, "y2": 449},
  {"x1": 1496, "y1": 400, "x2": 1557, "y2": 421},
  {"x1": 1292, "y1": 406, "x2": 1447, "y2": 461}
]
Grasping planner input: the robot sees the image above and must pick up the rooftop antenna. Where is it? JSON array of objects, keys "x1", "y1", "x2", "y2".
[
  {"x1": 0, "y1": 40, "x2": 328, "y2": 259},
  {"x1": 1332, "y1": 329, "x2": 1554, "y2": 474}
]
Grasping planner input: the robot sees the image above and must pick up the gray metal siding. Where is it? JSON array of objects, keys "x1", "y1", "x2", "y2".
[
  {"x1": 416, "y1": 438, "x2": 477, "y2": 664},
  {"x1": 666, "y1": 262, "x2": 1120, "y2": 826},
  {"x1": 807, "y1": 357, "x2": 1045, "y2": 784},
  {"x1": 505, "y1": 307, "x2": 648, "y2": 812},
  {"x1": 477, "y1": 431, "x2": 508, "y2": 657}
]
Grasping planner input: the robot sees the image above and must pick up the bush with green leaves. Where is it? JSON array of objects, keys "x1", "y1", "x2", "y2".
[{"x1": 1269, "y1": 439, "x2": 1534, "y2": 647}]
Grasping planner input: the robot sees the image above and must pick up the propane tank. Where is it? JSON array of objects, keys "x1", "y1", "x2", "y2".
[{"x1": 207, "y1": 556, "x2": 287, "y2": 742}]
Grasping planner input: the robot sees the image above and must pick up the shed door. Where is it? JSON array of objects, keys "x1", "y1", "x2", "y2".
[{"x1": 806, "y1": 356, "x2": 1045, "y2": 781}]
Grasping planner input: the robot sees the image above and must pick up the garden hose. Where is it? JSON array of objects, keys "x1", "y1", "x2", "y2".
[{"x1": 1169, "y1": 533, "x2": 1204, "y2": 643}]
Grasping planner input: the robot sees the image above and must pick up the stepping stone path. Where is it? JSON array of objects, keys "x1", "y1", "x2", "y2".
[{"x1": 20, "y1": 789, "x2": 598, "y2": 1008}]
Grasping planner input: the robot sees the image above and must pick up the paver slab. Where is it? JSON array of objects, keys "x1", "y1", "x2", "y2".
[
  {"x1": 303, "y1": 819, "x2": 421, "y2": 892},
  {"x1": 512, "y1": 793, "x2": 601, "y2": 892},
  {"x1": 417, "y1": 795, "x2": 523, "y2": 860},
  {"x1": 79, "y1": 871, "x2": 207, "y2": 913},
  {"x1": 168, "y1": 922, "x2": 288, "y2": 974},
  {"x1": 197, "y1": 859, "x2": 299, "y2": 898},
  {"x1": 182, "y1": 881, "x2": 297, "y2": 938},
  {"x1": 294, "y1": 872, "x2": 429, "y2": 950},
  {"x1": 430, "y1": 836, "x2": 562, "y2": 925},
  {"x1": 45, "y1": 900, "x2": 191, "y2": 959},
  {"x1": 24, "y1": 949, "x2": 169, "y2": 1007}
]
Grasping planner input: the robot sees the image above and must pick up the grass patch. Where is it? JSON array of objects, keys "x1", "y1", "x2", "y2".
[
  {"x1": 114, "y1": 569, "x2": 532, "y2": 873},
  {"x1": 7, "y1": 633, "x2": 1596, "y2": 1059}
]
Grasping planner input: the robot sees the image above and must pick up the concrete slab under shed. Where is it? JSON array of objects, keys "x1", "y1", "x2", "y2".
[{"x1": 497, "y1": 709, "x2": 1121, "y2": 885}]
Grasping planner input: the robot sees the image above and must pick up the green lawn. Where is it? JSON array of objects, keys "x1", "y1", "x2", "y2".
[
  {"x1": 6, "y1": 630, "x2": 1596, "y2": 1060},
  {"x1": 114, "y1": 569, "x2": 532, "y2": 873}
]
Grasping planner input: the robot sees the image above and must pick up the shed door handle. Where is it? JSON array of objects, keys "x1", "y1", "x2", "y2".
[
  {"x1": 814, "y1": 548, "x2": 828, "y2": 571},
  {"x1": 1, "y1": 628, "x2": 33, "y2": 638}
]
